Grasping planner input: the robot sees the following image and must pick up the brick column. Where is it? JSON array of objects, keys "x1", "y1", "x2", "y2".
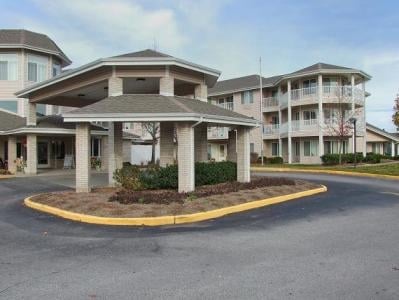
[
  {"x1": 159, "y1": 122, "x2": 175, "y2": 167},
  {"x1": 318, "y1": 74, "x2": 324, "y2": 159},
  {"x1": 351, "y1": 74, "x2": 355, "y2": 153},
  {"x1": 177, "y1": 122, "x2": 195, "y2": 193},
  {"x1": 194, "y1": 123, "x2": 208, "y2": 162},
  {"x1": 227, "y1": 130, "x2": 237, "y2": 162},
  {"x1": 159, "y1": 77, "x2": 174, "y2": 96},
  {"x1": 287, "y1": 80, "x2": 292, "y2": 164},
  {"x1": 27, "y1": 102, "x2": 36, "y2": 126},
  {"x1": 362, "y1": 81, "x2": 367, "y2": 157},
  {"x1": 75, "y1": 123, "x2": 91, "y2": 193},
  {"x1": 194, "y1": 84, "x2": 208, "y2": 102},
  {"x1": 114, "y1": 122, "x2": 123, "y2": 170},
  {"x1": 26, "y1": 134, "x2": 37, "y2": 175},
  {"x1": 101, "y1": 136, "x2": 108, "y2": 171},
  {"x1": 7, "y1": 136, "x2": 17, "y2": 174},
  {"x1": 108, "y1": 76, "x2": 123, "y2": 96},
  {"x1": 237, "y1": 126, "x2": 250, "y2": 182}
]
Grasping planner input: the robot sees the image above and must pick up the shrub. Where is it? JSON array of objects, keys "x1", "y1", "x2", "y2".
[
  {"x1": 268, "y1": 156, "x2": 283, "y2": 164},
  {"x1": 195, "y1": 161, "x2": 236, "y2": 186},
  {"x1": 114, "y1": 161, "x2": 237, "y2": 191},
  {"x1": 0, "y1": 169, "x2": 11, "y2": 175},
  {"x1": 343, "y1": 153, "x2": 364, "y2": 164},
  {"x1": 250, "y1": 152, "x2": 259, "y2": 164},
  {"x1": 363, "y1": 153, "x2": 381, "y2": 164},
  {"x1": 321, "y1": 154, "x2": 340, "y2": 165},
  {"x1": 113, "y1": 165, "x2": 143, "y2": 190}
]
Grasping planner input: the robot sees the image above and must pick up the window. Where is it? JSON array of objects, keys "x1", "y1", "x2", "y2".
[
  {"x1": 28, "y1": 55, "x2": 48, "y2": 82},
  {"x1": 52, "y1": 63, "x2": 61, "y2": 77},
  {"x1": 294, "y1": 141, "x2": 300, "y2": 156},
  {"x1": 304, "y1": 140, "x2": 318, "y2": 157},
  {"x1": 324, "y1": 141, "x2": 348, "y2": 154},
  {"x1": 303, "y1": 110, "x2": 317, "y2": 120},
  {"x1": 219, "y1": 145, "x2": 225, "y2": 157},
  {"x1": 0, "y1": 54, "x2": 18, "y2": 80},
  {"x1": 91, "y1": 138, "x2": 101, "y2": 157},
  {"x1": 271, "y1": 115, "x2": 279, "y2": 124},
  {"x1": 0, "y1": 100, "x2": 18, "y2": 113},
  {"x1": 303, "y1": 79, "x2": 317, "y2": 94},
  {"x1": 271, "y1": 142, "x2": 279, "y2": 156},
  {"x1": 241, "y1": 91, "x2": 253, "y2": 104},
  {"x1": 250, "y1": 143, "x2": 255, "y2": 153},
  {"x1": 52, "y1": 141, "x2": 65, "y2": 159},
  {"x1": 37, "y1": 104, "x2": 46, "y2": 116}
]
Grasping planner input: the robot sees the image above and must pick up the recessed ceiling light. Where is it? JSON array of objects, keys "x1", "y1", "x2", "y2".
[
  {"x1": 78, "y1": 93, "x2": 85, "y2": 97},
  {"x1": 136, "y1": 78, "x2": 146, "y2": 82}
]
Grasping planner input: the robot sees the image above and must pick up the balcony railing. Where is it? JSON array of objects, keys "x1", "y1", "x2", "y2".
[
  {"x1": 216, "y1": 102, "x2": 234, "y2": 111},
  {"x1": 262, "y1": 96, "x2": 279, "y2": 110},
  {"x1": 263, "y1": 124, "x2": 280, "y2": 136},
  {"x1": 207, "y1": 126, "x2": 229, "y2": 139}
]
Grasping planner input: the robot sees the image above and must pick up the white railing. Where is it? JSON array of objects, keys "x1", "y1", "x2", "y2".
[
  {"x1": 263, "y1": 124, "x2": 280, "y2": 135},
  {"x1": 207, "y1": 126, "x2": 229, "y2": 139},
  {"x1": 262, "y1": 96, "x2": 279, "y2": 110},
  {"x1": 291, "y1": 86, "x2": 318, "y2": 101},
  {"x1": 281, "y1": 119, "x2": 319, "y2": 133},
  {"x1": 216, "y1": 102, "x2": 234, "y2": 111}
]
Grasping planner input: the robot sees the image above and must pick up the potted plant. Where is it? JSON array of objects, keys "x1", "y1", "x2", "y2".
[{"x1": 91, "y1": 157, "x2": 101, "y2": 171}]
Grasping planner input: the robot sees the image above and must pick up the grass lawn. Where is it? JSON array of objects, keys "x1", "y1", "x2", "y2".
[{"x1": 252, "y1": 162, "x2": 399, "y2": 176}]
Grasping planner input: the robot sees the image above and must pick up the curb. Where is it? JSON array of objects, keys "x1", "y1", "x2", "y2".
[
  {"x1": 24, "y1": 186, "x2": 327, "y2": 226},
  {"x1": 252, "y1": 167, "x2": 399, "y2": 180},
  {"x1": 0, "y1": 175, "x2": 15, "y2": 179}
]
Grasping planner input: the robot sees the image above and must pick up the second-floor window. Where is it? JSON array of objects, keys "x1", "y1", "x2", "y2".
[
  {"x1": 28, "y1": 55, "x2": 48, "y2": 82},
  {"x1": 52, "y1": 63, "x2": 61, "y2": 77},
  {"x1": 241, "y1": 91, "x2": 253, "y2": 104},
  {"x1": 303, "y1": 110, "x2": 317, "y2": 120},
  {"x1": 0, "y1": 54, "x2": 18, "y2": 80}
]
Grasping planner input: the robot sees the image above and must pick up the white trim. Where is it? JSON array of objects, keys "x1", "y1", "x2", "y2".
[
  {"x1": 0, "y1": 127, "x2": 107, "y2": 136},
  {"x1": 366, "y1": 124, "x2": 399, "y2": 142}
]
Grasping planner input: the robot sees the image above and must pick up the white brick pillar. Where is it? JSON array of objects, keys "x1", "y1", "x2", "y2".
[
  {"x1": 391, "y1": 141, "x2": 395, "y2": 157},
  {"x1": 194, "y1": 123, "x2": 208, "y2": 162},
  {"x1": 75, "y1": 123, "x2": 91, "y2": 193},
  {"x1": 351, "y1": 74, "x2": 356, "y2": 153},
  {"x1": 237, "y1": 126, "x2": 250, "y2": 183},
  {"x1": 287, "y1": 80, "x2": 292, "y2": 164},
  {"x1": 159, "y1": 76, "x2": 174, "y2": 96},
  {"x1": 27, "y1": 102, "x2": 37, "y2": 126},
  {"x1": 362, "y1": 81, "x2": 367, "y2": 157},
  {"x1": 160, "y1": 122, "x2": 175, "y2": 167},
  {"x1": 108, "y1": 76, "x2": 123, "y2": 96},
  {"x1": 194, "y1": 84, "x2": 208, "y2": 102},
  {"x1": 101, "y1": 136, "x2": 108, "y2": 171},
  {"x1": 278, "y1": 86, "x2": 283, "y2": 157},
  {"x1": 227, "y1": 130, "x2": 237, "y2": 162},
  {"x1": 108, "y1": 122, "x2": 123, "y2": 185},
  {"x1": 318, "y1": 74, "x2": 324, "y2": 158},
  {"x1": 177, "y1": 122, "x2": 195, "y2": 193},
  {"x1": 7, "y1": 136, "x2": 17, "y2": 174},
  {"x1": 26, "y1": 134, "x2": 37, "y2": 175}
]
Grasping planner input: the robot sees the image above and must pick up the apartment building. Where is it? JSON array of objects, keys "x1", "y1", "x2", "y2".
[{"x1": 208, "y1": 63, "x2": 373, "y2": 164}]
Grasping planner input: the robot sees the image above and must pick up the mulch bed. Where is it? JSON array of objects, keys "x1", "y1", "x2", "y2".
[{"x1": 30, "y1": 177, "x2": 322, "y2": 218}]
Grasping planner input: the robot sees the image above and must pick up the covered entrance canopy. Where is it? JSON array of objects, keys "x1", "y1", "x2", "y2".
[{"x1": 63, "y1": 94, "x2": 258, "y2": 193}]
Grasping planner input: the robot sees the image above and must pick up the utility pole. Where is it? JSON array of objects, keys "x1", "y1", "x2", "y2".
[{"x1": 259, "y1": 57, "x2": 264, "y2": 165}]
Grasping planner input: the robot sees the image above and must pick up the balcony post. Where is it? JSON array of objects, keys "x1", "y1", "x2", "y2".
[
  {"x1": 351, "y1": 74, "x2": 356, "y2": 153},
  {"x1": 278, "y1": 86, "x2": 282, "y2": 157},
  {"x1": 287, "y1": 80, "x2": 292, "y2": 164},
  {"x1": 362, "y1": 81, "x2": 367, "y2": 157},
  {"x1": 318, "y1": 74, "x2": 324, "y2": 159}
]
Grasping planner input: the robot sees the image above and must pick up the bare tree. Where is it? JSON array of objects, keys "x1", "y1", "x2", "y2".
[
  {"x1": 142, "y1": 122, "x2": 159, "y2": 164},
  {"x1": 322, "y1": 89, "x2": 358, "y2": 164},
  {"x1": 392, "y1": 93, "x2": 399, "y2": 129}
]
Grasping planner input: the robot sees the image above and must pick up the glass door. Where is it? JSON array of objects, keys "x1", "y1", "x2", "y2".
[{"x1": 38, "y1": 141, "x2": 50, "y2": 168}]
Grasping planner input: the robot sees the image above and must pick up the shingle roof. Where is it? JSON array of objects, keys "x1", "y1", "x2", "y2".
[
  {"x1": 112, "y1": 49, "x2": 172, "y2": 58},
  {"x1": 65, "y1": 94, "x2": 256, "y2": 124},
  {"x1": 208, "y1": 74, "x2": 282, "y2": 95},
  {"x1": 289, "y1": 62, "x2": 352, "y2": 75},
  {"x1": 34, "y1": 115, "x2": 106, "y2": 131},
  {"x1": 0, "y1": 110, "x2": 26, "y2": 131},
  {"x1": 366, "y1": 123, "x2": 399, "y2": 141},
  {"x1": 0, "y1": 29, "x2": 71, "y2": 66}
]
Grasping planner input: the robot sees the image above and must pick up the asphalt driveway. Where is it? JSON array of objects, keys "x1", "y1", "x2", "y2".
[{"x1": 0, "y1": 173, "x2": 399, "y2": 299}]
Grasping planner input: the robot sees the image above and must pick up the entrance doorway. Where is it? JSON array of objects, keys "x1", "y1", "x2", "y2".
[{"x1": 38, "y1": 141, "x2": 50, "y2": 168}]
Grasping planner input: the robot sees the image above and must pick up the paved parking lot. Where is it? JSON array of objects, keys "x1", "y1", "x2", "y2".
[{"x1": 1, "y1": 173, "x2": 399, "y2": 299}]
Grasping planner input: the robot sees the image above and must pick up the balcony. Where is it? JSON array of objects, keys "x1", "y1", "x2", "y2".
[
  {"x1": 216, "y1": 102, "x2": 234, "y2": 111},
  {"x1": 263, "y1": 124, "x2": 280, "y2": 138},
  {"x1": 279, "y1": 85, "x2": 364, "y2": 108},
  {"x1": 208, "y1": 126, "x2": 229, "y2": 140},
  {"x1": 280, "y1": 119, "x2": 319, "y2": 136},
  {"x1": 262, "y1": 96, "x2": 279, "y2": 112}
]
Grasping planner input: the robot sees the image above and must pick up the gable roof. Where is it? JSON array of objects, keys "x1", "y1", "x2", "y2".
[
  {"x1": 290, "y1": 63, "x2": 352, "y2": 75},
  {"x1": 0, "y1": 29, "x2": 71, "y2": 66},
  {"x1": 208, "y1": 74, "x2": 282, "y2": 96},
  {"x1": 366, "y1": 123, "x2": 399, "y2": 142},
  {"x1": 112, "y1": 49, "x2": 172, "y2": 58},
  {"x1": 63, "y1": 94, "x2": 258, "y2": 126}
]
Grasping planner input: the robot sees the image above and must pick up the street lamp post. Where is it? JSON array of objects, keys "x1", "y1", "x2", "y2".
[{"x1": 349, "y1": 117, "x2": 357, "y2": 168}]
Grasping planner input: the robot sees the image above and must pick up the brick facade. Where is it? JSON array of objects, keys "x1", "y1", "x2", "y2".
[
  {"x1": 75, "y1": 123, "x2": 91, "y2": 193},
  {"x1": 177, "y1": 122, "x2": 195, "y2": 192},
  {"x1": 159, "y1": 76, "x2": 174, "y2": 96},
  {"x1": 236, "y1": 126, "x2": 250, "y2": 182},
  {"x1": 26, "y1": 134, "x2": 37, "y2": 174},
  {"x1": 7, "y1": 136, "x2": 17, "y2": 174}
]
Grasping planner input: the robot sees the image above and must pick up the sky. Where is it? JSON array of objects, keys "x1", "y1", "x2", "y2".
[{"x1": 1, "y1": 0, "x2": 398, "y2": 131}]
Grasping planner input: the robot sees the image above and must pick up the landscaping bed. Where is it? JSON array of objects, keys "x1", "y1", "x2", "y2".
[{"x1": 30, "y1": 177, "x2": 322, "y2": 218}]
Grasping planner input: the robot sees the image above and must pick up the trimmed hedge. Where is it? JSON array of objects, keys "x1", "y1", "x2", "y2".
[
  {"x1": 321, "y1": 152, "x2": 382, "y2": 165},
  {"x1": 114, "y1": 161, "x2": 237, "y2": 190},
  {"x1": 257, "y1": 156, "x2": 284, "y2": 164}
]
